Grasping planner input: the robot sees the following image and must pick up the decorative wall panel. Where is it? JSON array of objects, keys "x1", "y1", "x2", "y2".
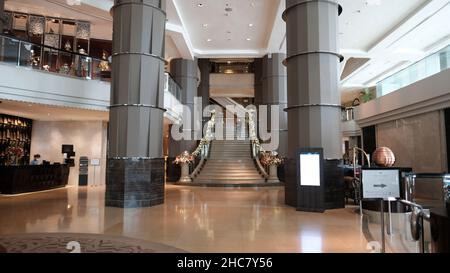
[
  {"x1": 76, "y1": 22, "x2": 90, "y2": 39},
  {"x1": 29, "y1": 16, "x2": 45, "y2": 35},
  {"x1": 44, "y1": 34, "x2": 60, "y2": 48}
]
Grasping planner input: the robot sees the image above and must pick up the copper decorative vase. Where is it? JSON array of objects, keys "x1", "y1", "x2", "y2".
[{"x1": 373, "y1": 147, "x2": 396, "y2": 167}]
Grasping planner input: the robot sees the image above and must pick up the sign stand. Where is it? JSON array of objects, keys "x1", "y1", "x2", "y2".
[
  {"x1": 92, "y1": 165, "x2": 97, "y2": 187},
  {"x1": 90, "y1": 159, "x2": 101, "y2": 187},
  {"x1": 380, "y1": 199, "x2": 386, "y2": 253}
]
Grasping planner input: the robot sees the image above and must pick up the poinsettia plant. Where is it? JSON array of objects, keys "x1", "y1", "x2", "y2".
[
  {"x1": 260, "y1": 151, "x2": 284, "y2": 166},
  {"x1": 173, "y1": 151, "x2": 195, "y2": 165}
]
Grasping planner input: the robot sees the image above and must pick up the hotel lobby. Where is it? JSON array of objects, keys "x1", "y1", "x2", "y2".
[{"x1": 0, "y1": 0, "x2": 450, "y2": 255}]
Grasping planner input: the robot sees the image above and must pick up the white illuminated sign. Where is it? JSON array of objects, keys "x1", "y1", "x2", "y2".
[
  {"x1": 300, "y1": 153, "x2": 321, "y2": 187},
  {"x1": 91, "y1": 159, "x2": 101, "y2": 166},
  {"x1": 362, "y1": 169, "x2": 400, "y2": 199}
]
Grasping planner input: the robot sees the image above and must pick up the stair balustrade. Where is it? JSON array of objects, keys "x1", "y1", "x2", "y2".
[
  {"x1": 189, "y1": 110, "x2": 216, "y2": 178},
  {"x1": 247, "y1": 110, "x2": 269, "y2": 179}
]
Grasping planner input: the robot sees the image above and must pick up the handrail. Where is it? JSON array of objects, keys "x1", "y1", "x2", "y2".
[
  {"x1": 352, "y1": 147, "x2": 370, "y2": 214},
  {"x1": 248, "y1": 110, "x2": 269, "y2": 179},
  {"x1": 189, "y1": 110, "x2": 216, "y2": 178},
  {"x1": 398, "y1": 199, "x2": 430, "y2": 253}
]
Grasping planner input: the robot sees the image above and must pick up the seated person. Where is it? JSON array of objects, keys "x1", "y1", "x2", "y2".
[{"x1": 30, "y1": 154, "x2": 41, "y2": 165}]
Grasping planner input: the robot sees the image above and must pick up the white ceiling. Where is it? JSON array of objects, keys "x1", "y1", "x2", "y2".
[
  {"x1": 0, "y1": 100, "x2": 108, "y2": 121},
  {"x1": 338, "y1": 0, "x2": 426, "y2": 51},
  {"x1": 172, "y1": 0, "x2": 280, "y2": 57}
]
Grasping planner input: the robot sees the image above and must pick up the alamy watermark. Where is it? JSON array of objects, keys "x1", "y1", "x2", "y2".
[{"x1": 170, "y1": 97, "x2": 280, "y2": 151}]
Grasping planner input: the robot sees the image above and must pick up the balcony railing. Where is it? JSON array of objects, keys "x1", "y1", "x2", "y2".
[
  {"x1": 377, "y1": 44, "x2": 450, "y2": 96},
  {"x1": 164, "y1": 72, "x2": 182, "y2": 101},
  {"x1": 342, "y1": 107, "x2": 355, "y2": 122},
  {"x1": 0, "y1": 34, "x2": 111, "y2": 81}
]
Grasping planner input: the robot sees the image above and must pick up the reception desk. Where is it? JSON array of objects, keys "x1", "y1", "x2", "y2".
[{"x1": 0, "y1": 164, "x2": 69, "y2": 194}]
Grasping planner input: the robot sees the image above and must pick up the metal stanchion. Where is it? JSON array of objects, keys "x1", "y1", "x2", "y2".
[
  {"x1": 380, "y1": 199, "x2": 386, "y2": 253},
  {"x1": 387, "y1": 198, "x2": 393, "y2": 235}
]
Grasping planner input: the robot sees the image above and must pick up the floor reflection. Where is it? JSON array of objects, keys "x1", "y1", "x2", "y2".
[{"x1": 0, "y1": 185, "x2": 369, "y2": 253}]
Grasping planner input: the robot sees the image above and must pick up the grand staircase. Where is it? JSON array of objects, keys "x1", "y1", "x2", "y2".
[
  {"x1": 193, "y1": 140, "x2": 266, "y2": 185},
  {"x1": 183, "y1": 99, "x2": 279, "y2": 186}
]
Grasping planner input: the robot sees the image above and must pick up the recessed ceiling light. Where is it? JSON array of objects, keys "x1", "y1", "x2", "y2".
[
  {"x1": 207, "y1": 38, "x2": 212, "y2": 42},
  {"x1": 202, "y1": 23, "x2": 208, "y2": 27},
  {"x1": 246, "y1": 38, "x2": 251, "y2": 41},
  {"x1": 248, "y1": 23, "x2": 254, "y2": 27}
]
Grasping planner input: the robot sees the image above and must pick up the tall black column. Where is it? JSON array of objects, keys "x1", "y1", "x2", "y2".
[
  {"x1": 170, "y1": 58, "x2": 199, "y2": 154},
  {"x1": 167, "y1": 58, "x2": 199, "y2": 182},
  {"x1": 106, "y1": 0, "x2": 166, "y2": 208},
  {"x1": 261, "y1": 53, "x2": 288, "y2": 182},
  {"x1": 284, "y1": 0, "x2": 344, "y2": 209},
  {"x1": 254, "y1": 58, "x2": 263, "y2": 107},
  {"x1": 261, "y1": 53, "x2": 288, "y2": 157},
  {"x1": 198, "y1": 58, "x2": 210, "y2": 128}
]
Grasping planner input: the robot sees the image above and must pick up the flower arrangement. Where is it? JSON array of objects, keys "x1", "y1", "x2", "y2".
[
  {"x1": 260, "y1": 151, "x2": 284, "y2": 166},
  {"x1": 6, "y1": 146, "x2": 24, "y2": 158},
  {"x1": 5, "y1": 146, "x2": 24, "y2": 166},
  {"x1": 173, "y1": 151, "x2": 194, "y2": 165}
]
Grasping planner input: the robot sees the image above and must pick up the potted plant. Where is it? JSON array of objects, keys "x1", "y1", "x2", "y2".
[
  {"x1": 173, "y1": 151, "x2": 194, "y2": 183},
  {"x1": 360, "y1": 88, "x2": 374, "y2": 103},
  {"x1": 260, "y1": 151, "x2": 284, "y2": 183}
]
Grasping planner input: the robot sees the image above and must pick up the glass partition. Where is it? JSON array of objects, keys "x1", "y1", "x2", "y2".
[
  {"x1": 377, "y1": 44, "x2": 450, "y2": 96},
  {"x1": 0, "y1": 34, "x2": 110, "y2": 81}
]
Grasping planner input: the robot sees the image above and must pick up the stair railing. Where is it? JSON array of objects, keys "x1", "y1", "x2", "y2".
[
  {"x1": 190, "y1": 110, "x2": 216, "y2": 178},
  {"x1": 248, "y1": 110, "x2": 269, "y2": 179}
]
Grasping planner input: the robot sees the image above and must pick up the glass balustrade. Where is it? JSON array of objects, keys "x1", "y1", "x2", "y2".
[
  {"x1": 377, "y1": 44, "x2": 450, "y2": 96},
  {"x1": 164, "y1": 72, "x2": 182, "y2": 101},
  {"x1": 0, "y1": 34, "x2": 110, "y2": 81},
  {"x1": 0, "y1": 34, "x2": 182, "y2": 99}
]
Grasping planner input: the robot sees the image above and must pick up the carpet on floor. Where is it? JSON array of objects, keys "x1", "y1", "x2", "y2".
[{"x1": 0, "y1": 233, "x2": 186, "y2": 253}]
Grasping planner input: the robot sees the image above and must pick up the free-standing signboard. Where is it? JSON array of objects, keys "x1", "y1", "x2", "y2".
[
  {"x1": 296, "y1": 148, "x2": 325, "y2": 213},
  {"x1": 361, "y1": 168, "x2": 402, "y2": 253},
  {"x1": 361, "y1": 168, "x2": 401, "y2": 199}
]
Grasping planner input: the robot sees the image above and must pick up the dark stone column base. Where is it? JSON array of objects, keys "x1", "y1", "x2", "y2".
[
  {"x1": 278, "y1": 165, "x2": 286, "y2": 182},
  {"x1": 284, "y1": 158, "x2": 298, "y2": 207},
  {"x1": 284, "y1": 157, "x2": 344, "y2": 210},
  {"x1": 323, "y1": 159, "x2": 345, "y2": 210},
  {"x1": 106, "y1": 158, "x2": 165, "y2": 208}
]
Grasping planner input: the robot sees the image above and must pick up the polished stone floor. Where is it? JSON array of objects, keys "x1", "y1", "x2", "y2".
[{"x1": 0, "y1": 185, "x2": 371, "y2": 253}]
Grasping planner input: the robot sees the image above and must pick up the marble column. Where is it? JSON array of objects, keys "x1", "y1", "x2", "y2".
[
  {"x1": 167, "y1": 58, "x2": 199, "y2": 182},
  {"x1": 284, "y1": 0, "x2": 344, "y2": 209},
  {"x1": 106, "y1": 0, "x2": 166, "y2": 208}
]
